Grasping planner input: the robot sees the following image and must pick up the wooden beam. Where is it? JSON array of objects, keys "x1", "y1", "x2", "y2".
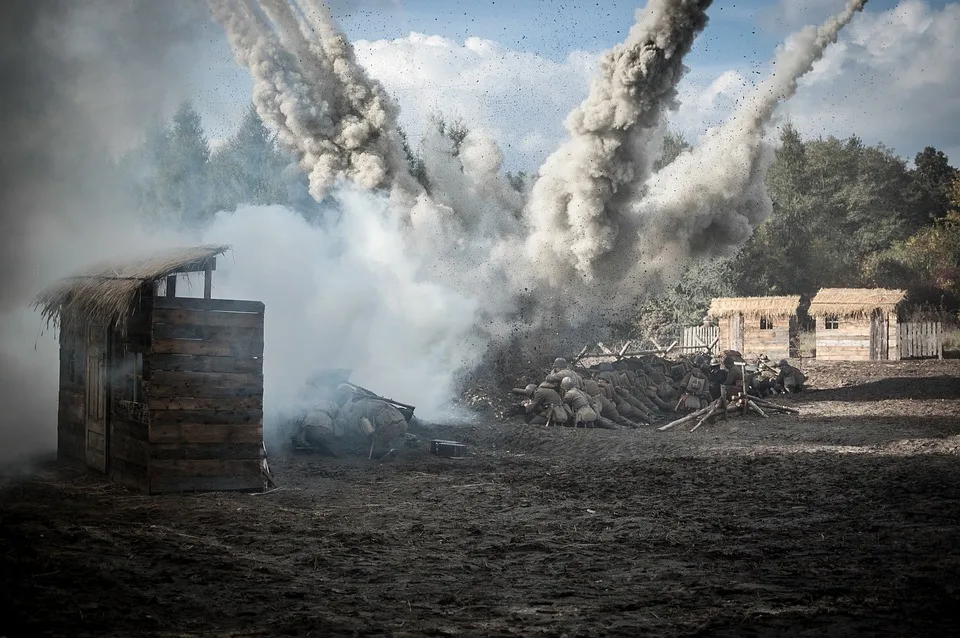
[
  {"x1": 165, "y1": 275, "x2": 177, "y2": 298},
  {"x1": 203, "y1": 259, "x2": 213, "y2": 300}
]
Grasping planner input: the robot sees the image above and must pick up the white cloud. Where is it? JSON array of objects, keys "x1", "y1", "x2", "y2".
[{"x1": 352, "y1": 33, "x2": 598, "y2": 172}]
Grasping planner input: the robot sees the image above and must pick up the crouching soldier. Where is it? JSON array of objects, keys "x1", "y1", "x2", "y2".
[
  {"x1": 777, "y1": 359, "x2": 807, "y2": 393},
  {"x1": 294, "y1": 400, "x2": 341, "y2": 454},
  {"x1": 561, "y1": 376, "x2": 610, "y2": 429},
  {"x1": 520, "y1": 381, "x2": 570, "y2": 426}
]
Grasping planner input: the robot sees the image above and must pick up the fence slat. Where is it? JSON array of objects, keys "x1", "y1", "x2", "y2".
[{"x1": 898, "y1": 321, "x2": 943, "y2": 360}]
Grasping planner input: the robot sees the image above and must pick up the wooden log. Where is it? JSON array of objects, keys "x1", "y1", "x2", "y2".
[
  {"x1": 658, "y1": 401, "x2": 716, "y2": 432},
  {"x1": 689, "y1": 406, "x2": 719, "y2": 433},
  {"x1": 751, "y1": 398, "x2": 800, "y2": 414},
  {"x1": 748, "y1": 400, "x2": 768, "y2": 418}
]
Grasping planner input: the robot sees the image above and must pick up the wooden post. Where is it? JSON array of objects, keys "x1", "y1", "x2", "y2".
[
  {"x1": 165, "y1": 275, "x2": 177, "y2": 298},
  {"x1": 204, "y1": 262, "x2": 213, "y2": 300}
]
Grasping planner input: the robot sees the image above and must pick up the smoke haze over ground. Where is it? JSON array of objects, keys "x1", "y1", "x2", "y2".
[{"x1": 0, "y1": 0, "x2": 870, "y2": 463}]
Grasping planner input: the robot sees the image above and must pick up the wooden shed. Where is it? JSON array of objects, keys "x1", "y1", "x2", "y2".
[
  {"x1": 708, "y1": 296, "x2": 801, "y2": 360},
  {"x1": 35, "y1": 245, "x2": 267, "y2": 493},
  {"x1": 809, "y1": 288, "x2": 904, "y2": 361}
]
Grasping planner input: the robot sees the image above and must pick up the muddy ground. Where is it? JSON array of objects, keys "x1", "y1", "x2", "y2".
[{"x1": 2, "y1": 360, "x2": 959, "y2": 637}]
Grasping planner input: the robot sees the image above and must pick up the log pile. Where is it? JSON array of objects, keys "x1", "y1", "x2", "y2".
[{"x1": 658, "y1": 389, "x2": 800, "y2": 433}]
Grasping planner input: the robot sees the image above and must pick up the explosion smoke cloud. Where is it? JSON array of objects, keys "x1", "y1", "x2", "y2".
[
  {"x1": 625, "y1": 0, "x2": 870, "y2": 280},
  {"x1": 523, "y1": 0, "x2": 712, "y2": 283},
  {"x1": 210, "y1": 0, "x2": 417, "y2": 203}
]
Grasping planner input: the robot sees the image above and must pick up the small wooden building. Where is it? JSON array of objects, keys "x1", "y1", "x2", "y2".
[
  {"x1": 809, "y1": 288, "x2": 904, "y2": 361},
  {"x1": 708, "y1": 296, "x2": 801, "y2": 361},
  {"x1": 35, "y1": 245, "x2": 266, "y2": 493}
]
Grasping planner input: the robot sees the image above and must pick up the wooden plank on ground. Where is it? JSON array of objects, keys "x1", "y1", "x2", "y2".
[
  {"x1": 152, "y1": 297, "x2": 264, "y2": 314},
  {"x1": 150, "y1": 442, "x2": 262, "y2": 461},
  {"x1": 149, "y1": 423, "x2": 263, "y2": 444},
  {"x1": 152, "y1": 307, "x2": 264, "y2": 329},
  {"x1": 150, "y1": 459, "x2": 262, "y2": 478},
  {"x1": 150, "y1": 476, "x2": 264, "y2": 494}
]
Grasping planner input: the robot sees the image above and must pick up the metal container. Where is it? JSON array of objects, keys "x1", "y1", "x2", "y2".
[{"x1": 430, "y1": 439, "x2": 466, "y2": 458}]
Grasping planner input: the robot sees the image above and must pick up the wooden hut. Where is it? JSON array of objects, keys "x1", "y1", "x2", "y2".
[
  {"x1": 808, "y1": 288, "x2": 905, "y2": 361},
  {"x1": 35, "y1": 245, "x2": 266, "y2": 493},
  {"x1": 708, "y1": 296, "x2": 801, "y2": 360}
]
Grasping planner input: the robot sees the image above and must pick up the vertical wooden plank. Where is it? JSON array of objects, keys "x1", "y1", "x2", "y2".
[
  {"x1": 937, "y1": 322, "x2": 943, "y2": 360},
  {"x1": 166, "y1": 275, "x2": 177, "y2": 298},
  {"x1": 203, "y1": 263, "x2": 213, "y2": 300}
]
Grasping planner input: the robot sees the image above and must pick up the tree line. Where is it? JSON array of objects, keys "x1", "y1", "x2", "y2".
[{"x1": 118, "y1": 101, "x2": 959, "y2": 335}]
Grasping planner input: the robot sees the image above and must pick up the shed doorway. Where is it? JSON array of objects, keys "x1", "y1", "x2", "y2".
[{"x1": 84, "y1": 326, "x2": 108, "y2": 473}]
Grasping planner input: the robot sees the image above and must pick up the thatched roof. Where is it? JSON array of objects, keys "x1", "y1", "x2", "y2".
[
  {"x1": 708, "y1": 296, "x2": 801, "y2": 319},
  {"x1": 34, "y1": 244, "x2": 229, "y2": 335},
  {"x1": 808, "y1": 288, "x2": 906, "y2": 317}
]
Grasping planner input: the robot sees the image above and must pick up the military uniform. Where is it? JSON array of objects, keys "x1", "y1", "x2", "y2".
[
  {"x1": 777, "y1": 360, "x2": 806, "y2": 393},
  {"x1": 336, "y1": 396, "x2": 409, "y2": 458}
]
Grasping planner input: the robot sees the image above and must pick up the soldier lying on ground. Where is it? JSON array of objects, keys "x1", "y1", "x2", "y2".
[{"x1": 294, "y1": 386, "x2": 408, "y2": 459}]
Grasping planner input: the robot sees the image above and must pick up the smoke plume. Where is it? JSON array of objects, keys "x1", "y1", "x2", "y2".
[
  {"x1": 209, "y1": 0, "x2": 418, "y2": 203},
  {"x1": 523, "y1": 0, "x2": 712, "y2": 283},
  {"x1": 624, "y1": 0, "x2": 870, "y2": 281},
  {"x1": 0, "y1": 0, "x2": 219, "y2": 464}
]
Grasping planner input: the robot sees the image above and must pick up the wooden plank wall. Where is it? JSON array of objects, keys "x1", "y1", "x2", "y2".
[
  {"x1": 680, "y1": 326, "x2": 719, "y2": 353},
  {"x1": 815, "y1": 317, "x2": 872, "y2": 361},
  {"x1": 57, "y1": 332, "x2": 86, "y2": 466},
  {"x1": 742, "y1": 315, "x2": 792, "y2": 360},
  {"x1": 145, "y1": 296, "x2": 265, "y2": 493},
  {"x1": 108, "y1": 292, "x2": 153, "y2": 492},
  {"x1": 888, "y1": 314, "x2": 900, "y2": 361},
  {"x1": 899, "y1": 322, "x2": 943, "y2": 359}
]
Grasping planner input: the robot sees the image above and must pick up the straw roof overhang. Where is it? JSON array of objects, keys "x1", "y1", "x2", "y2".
[
  {"x1": 708, "y1": 296, "x2": 801, "y2": 319},
  {"x1": 34, "y1": 244, "x2": 230, "y2": 335},
  {"x1": 808, "y1": 287, "x2": 906, "y2": 317}
]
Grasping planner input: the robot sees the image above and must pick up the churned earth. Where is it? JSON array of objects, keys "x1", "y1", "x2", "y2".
[{"x1": 2, "y1": 360, "x2": 959, "y2": 637}]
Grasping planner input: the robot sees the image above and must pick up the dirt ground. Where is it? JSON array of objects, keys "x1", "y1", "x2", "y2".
[{"x1": 2, "y1": 360, "x2": 960, "y2": 637}]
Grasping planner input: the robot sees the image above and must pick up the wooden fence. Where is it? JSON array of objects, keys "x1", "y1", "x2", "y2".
[
  {"x1": 681, "y1": 326, "x2": 720, "y2": 353},
  {"x1": 899, "y1": 321, "x2": 943, "y2": 360}
]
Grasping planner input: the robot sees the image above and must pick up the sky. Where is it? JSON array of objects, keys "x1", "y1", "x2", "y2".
[{"x1": 192, "y1": 0, "x2": 960, "y2": 172}]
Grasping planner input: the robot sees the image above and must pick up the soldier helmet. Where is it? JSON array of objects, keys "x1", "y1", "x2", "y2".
[
  {"x1": 525, "y1": 384, "x2": 537, "y2": 394},
  {"x1": 560, "y1": 376, "x2": 574, "y2": 391},
  {"x1": 598, "y1": 362, "x2": 614, "y2": 371},
  {"x1": 710, "y1": 357, "x2": 720, "y2": 367},
  {"x1": 553, "y1": 357, "x2": 568, "y2": 369},
  {"x1": 779, "y1": 359, "x2": 789, "y2": 368}
]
